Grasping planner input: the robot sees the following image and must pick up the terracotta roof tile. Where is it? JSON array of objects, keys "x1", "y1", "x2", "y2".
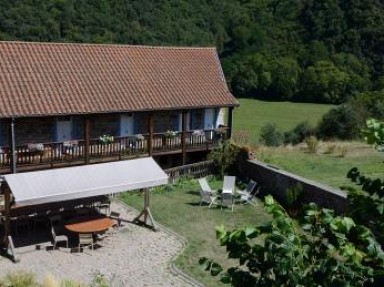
[{"x1": 0, "y1": 41, "x2": 238, "y2": 118}]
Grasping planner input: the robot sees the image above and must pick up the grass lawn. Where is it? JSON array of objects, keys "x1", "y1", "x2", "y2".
[
  {"x1": 232, "y1": 99, "x2": 383, "y2": 190},
  {"x1": 233, "y1": 99, "x2": 334, "y2": 143},
  {"x1": 119, "y1": 177, "x2": 271, "y2": 287},
  {"x1": 256, "y1": 141, "x2": 384, "y2": 189}
]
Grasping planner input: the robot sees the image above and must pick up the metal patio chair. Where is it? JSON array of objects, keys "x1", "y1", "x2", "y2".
[
  {"x1": 198, "y1": 178, "x2": 218, "y2": 208},
  {"x1": 78, "y1": 233, "x2": 94, "y2": 251}
]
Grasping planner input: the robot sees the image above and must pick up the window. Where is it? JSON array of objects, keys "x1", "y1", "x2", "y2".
[{"x1": 190, "y1": 110, "x2": 204, "y2": 130}]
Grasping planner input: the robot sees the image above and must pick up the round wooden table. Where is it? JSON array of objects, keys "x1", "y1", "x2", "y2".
[{"x1": 65, "y1": 215, "x2": 113, "y2": 233}]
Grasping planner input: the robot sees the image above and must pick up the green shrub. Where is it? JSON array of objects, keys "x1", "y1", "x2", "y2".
[
  {"x1": 286, "y1": 183, "x2": 303, "y2": 217},
  {"x1": 304, "y1": 136, "x2": 319, "y2": 153},
  {"x1": 317, "y1": 104, "x2": 363, "y2": 140},
  {"x1": 259, "y1": 123, "x2": 283, "y2": 147},
  {"x1": 350, "y1": 91, "x2": 384, "y2": 120},
  {"x1": 208, "y1": 140, "x2": 240, "y2": 176},
  {"x1": 284, "y1": 121, "x2": 314, "y2": 145}
]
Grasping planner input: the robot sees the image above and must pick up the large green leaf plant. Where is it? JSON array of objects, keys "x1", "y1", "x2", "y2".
[
  {"x1": 345, "y1": 119, "x2": 384, "y2": 244},
  {"x1": 200, "y1": 195, "x2": 384, "y2": 286}
]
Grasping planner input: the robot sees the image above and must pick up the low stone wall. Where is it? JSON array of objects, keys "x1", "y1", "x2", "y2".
[{"x1": 238, "y1": 158, "x2": 349, "y2": 214}]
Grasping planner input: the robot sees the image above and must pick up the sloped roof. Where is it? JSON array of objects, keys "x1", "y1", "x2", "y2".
[{"x1": 0, "y1": 41, "x2": 238, "y2": 118}]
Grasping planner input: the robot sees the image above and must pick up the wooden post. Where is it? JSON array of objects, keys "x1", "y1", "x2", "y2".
[
  {"x1": 9, "y1": 118, "x2": 17, "y2": 174},
  {"x1": 133, "y1": 188, "x2": 157, "y2": 231},
  {"x1": 1, "y1": 182, "x2": 19, "y2": 262},
  {"x1": 181, "y1": 111, "x2": 188, "y2": 165},
  {"x1": 2, "y1": 183, "x2": 11, "y2": 243},
  {"x1": 84, "y1": 116, "x2": 91, "y2": 164},
  {"x1": 147, "y1": 113, "x2": 153, "y2": 156},
  {"x1": 227, "y1": 107, "x2": 234, "y2": 140}
]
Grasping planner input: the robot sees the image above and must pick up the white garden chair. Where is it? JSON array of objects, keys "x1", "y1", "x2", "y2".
[{"x1": 198, "y1": 178, "x2": 218, "y2": 208}]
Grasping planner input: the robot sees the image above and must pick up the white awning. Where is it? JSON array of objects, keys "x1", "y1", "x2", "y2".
[{"x1": 3, "y1": 157, "x2": 168, "y2": 206}]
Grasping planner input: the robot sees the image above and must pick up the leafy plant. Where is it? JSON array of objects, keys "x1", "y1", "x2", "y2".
[
  {"x1": 304, "y1": 135, "x2": 319, "y2": 153},
  {"x1": 165, "y1": 130, "x2": 178, "y2": 138},
  {"x1": 346, "y1": 168, "x2": 384, "y2": 245},
  {"x1": 208, "y1": 140, "x2": 240, "y2": 177},
  {"x1": 99, "y1": 134, "x2": 114, "y2": 144},
  {"x1": 343, "y1": 119, "x2": 384, "y2": 245},
  {"x1": 200, "y1": 196, "x2": 384, "y2": 287},
  {"x1": 285, "y1": 183, "x2": 303, "y2": 217},
  {"x1": 259, "y1": 123, "x2": 283, "y2": 147},
  {"x1": 317, "y1": 104, "x2": 363, "y2": 140},
  {"x1": 284, "y1": 121, "x2": 314, "y2": 145},
  {"x1": 361, "y1": 119, "x2": 384, "y2": 151}
]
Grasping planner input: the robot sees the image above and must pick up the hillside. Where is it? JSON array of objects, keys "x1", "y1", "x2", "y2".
[
  {"x1": 233, "y1": 99, "x2": 333, "y2": 141},
  {"x1": 0, "y1": 0, "x2": 383, "y2": 104}
]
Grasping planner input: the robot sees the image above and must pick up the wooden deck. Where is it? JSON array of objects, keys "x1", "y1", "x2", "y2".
[{"x1": 0, "y1": 130, "x2": 225, "y2": 174}]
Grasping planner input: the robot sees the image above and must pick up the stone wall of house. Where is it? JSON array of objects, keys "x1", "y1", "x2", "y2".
[
  {"x1": 0, "y1": 114, "x2": 121, "y2": 146},
  {"x1": 1, "y1": 118, "x2": 55, "y2": 146},
  {"x1": 91, "y1": 114, "x2": 119, "y2": 138},
  {"x1": 135, "y1": 113, "x2": 149, "y2": 134},
  {"x1": 153, "y1": 112, "x2": 180, "y2": 133},
  {"x1": 0, "y1": 111, "x2": 209, "y2": 146},
  {"x1": 237, "y1": 154, "x2": 349, "y2": 214}
]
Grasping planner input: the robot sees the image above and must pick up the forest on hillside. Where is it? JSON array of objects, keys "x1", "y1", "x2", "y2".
[{"x1": 1, "y1": 0, "x2": 384, "y2": 104}]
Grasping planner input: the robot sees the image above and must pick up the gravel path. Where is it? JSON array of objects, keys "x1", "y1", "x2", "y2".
[{"x1": 0, "y1": 201, "x2": 203, "y2": 287}]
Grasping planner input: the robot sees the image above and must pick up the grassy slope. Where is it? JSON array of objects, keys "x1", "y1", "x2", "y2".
[
  {"x1": 232, "y1": 99, "x2": 384, "y2": 190},
  {"x1": 233, "y1": 99, "x2": 334, "y2": 142},
  {"x1": 119, "y1": 178, "x2": 270, "y2": 287}
]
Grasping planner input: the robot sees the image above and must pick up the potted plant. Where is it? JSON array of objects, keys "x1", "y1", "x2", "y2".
[
  {"x1": 99, "y1": 134, "x2": 114, "y2": 144},
  {"x1": 164, "y1": 130, "x2": 178, "y2": 146},
  {"x1": 165, "y1": 130, "x2": 178, "y2": 138}
]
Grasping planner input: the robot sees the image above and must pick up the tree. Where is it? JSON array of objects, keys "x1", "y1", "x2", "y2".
[
  {"x1": 269, "y1": 57, "x2": 301, "y2": 100},
  {"x1": 208, "y1": 140, "x2": 239, "y2": 177},
  {"x1": 200, "y1": 195, "x2": 384, "y2": 287},
  {"x1": 302, "y1": 60, "x2": 349, "y2": 104},
  {"x1": 331, "y1": 53, "x2": 372, "y2": 94},
  {"x1": 0, "y1": 0, "x2": 384, "y2": 102},
  {"x1": 223, "y1": 53, "x2": 272, "y2": 97}
]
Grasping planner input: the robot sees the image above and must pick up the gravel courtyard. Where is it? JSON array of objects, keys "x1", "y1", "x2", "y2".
[{"x1": 0, "y1": 201, "x2": 202, "y2": 287}]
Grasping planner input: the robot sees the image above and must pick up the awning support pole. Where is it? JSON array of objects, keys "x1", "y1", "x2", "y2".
[
  {"x1": 133, "y1": 188, "x2": 157, "y2": 231},
  {"x1": 1, "y1": 183, "x2": 18, "y2": 262},
  {"x1": 2, "y1": 183, "x2": 11, "y2": 243}
]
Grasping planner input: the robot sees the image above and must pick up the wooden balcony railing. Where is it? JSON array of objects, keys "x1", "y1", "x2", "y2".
[{"x1": 0, "y1": 129, "x2": 228, "y2": 173}]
